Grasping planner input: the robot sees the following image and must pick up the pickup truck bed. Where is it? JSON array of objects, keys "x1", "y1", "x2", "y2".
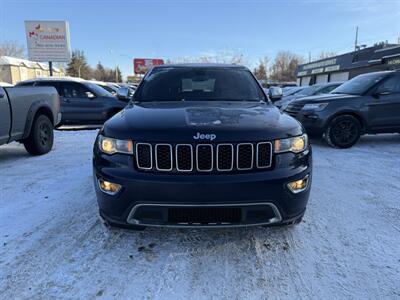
[{"x1": 0, "y1": 86, "x2": 61, "y2": 155}]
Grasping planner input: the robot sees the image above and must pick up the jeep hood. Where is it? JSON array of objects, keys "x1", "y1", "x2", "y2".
[{"x1": 102, "y1": 101, "x2": 303, "y2": 142}]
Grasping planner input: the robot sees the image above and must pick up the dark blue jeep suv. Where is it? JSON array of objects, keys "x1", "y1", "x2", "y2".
[{"x1": 93, "y1": 64, "x2": 312, "y2": 229}]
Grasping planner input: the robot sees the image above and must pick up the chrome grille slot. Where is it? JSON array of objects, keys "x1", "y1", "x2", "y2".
[
  {"x1": 136, "y1": 143, "x2": 152, "y2": 170},
  {"x1": 256, "y1": 142, "x2": 272, "y2": 168},
  {"x1": 216, "y1": 144, "x2": 234, "y2": 171},
  {"x1": 237, "y1": 143, "x2": 254, "y2": 170},
  {"x1": 196, "y1": 144, "x2": 213, "y2": 172},
  {"x1": 135, "y1": 141, "x2": 272, "y2": 173},
  {"x1": 176, "y1": 144, "x2": 193, "y2": 172},
  {"x1": 155, "y1": 144, "x2": 173, "y2": 171}
]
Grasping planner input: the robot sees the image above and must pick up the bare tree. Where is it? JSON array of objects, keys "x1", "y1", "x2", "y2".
[
  {"x1": 253, "y1": 57, "x2": 269, "y2": 81},
  {"x1": 169, "y1": 49, "x2": 248, "y2": 66},
  {"x1": 269, "y1": 51, "x2": 304, "y2": 82},
  {"x1": 0, "y1": 41, "x2": 25, "y2": 58}
]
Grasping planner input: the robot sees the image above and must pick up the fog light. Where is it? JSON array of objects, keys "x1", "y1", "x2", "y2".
[
  {"x1": 287, "y1": 175, "x2": 309, "y2": 193},
  {"x1": 98, "y1": 179, "x2": 121, "y2": 195}
]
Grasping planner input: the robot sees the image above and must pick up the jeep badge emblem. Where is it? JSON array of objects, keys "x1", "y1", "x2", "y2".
[{"x1": 193, "y1": 132, "x2": 216, "y2": 141}]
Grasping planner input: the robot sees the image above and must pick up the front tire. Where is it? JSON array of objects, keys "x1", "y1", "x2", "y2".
[
  {"x1": 324, "y1": 115, "x2": 361, "y2": 148},
  {"x1": 23, "y1": 115, "x2": 54, "y2": 155}
]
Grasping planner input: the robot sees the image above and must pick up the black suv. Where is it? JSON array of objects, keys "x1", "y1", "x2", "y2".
[
  {"x1": 285, "y1": 70, "x2": 400, "y2": 148},
  {"x1": 93, "y1": 64, "x2": 312, "y2": 229},
  {"x1": 17, "y1": 78, "x2": 129, "y2": 125}
]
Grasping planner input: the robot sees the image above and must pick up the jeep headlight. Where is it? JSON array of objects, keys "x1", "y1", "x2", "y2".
[
  {"x1": 302, "y1": 103, "x2": 329, "y2": 111},
  {"x1": 275, "y1": 134, "x2": 308, "y2": 154},
  {"x1": 98, "y1": 135, "x2": 133, "y2": 155}
]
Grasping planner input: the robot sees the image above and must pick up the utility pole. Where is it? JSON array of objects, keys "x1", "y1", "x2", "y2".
[
  {"x1": 354, "y1": 26, "x2": 359, "y2": 52},
  {"x1": 308, "y1": 51, "x2": 311, "y2": 63},
  {"x1": 49, "y1": 62, "x2": 53, "y2": 76}
]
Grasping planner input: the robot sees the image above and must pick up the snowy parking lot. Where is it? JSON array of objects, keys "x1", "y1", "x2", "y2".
[{"x1": 0, "y1": 130, "x2": 399, "y2": 299}]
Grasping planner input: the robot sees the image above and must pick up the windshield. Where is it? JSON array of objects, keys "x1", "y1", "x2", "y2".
[
  {"x1": 296, "y1": 85, "x2": 322, "y2": 97},
  {"x1": 84, "y1": 82, "x2": 114, "y2": 97},
  {"x1": 134, "y1": 67, "x2": 266, "y2": 102},
  {"x1": 97, "y1": 84, "x2": 116, "y2": 94},
  {"x1": 331, "y1": 73, "x2": 385, "y2": 95},
  {"x1": 285, "y1": 86, "x2": 304, "y2": 96}
]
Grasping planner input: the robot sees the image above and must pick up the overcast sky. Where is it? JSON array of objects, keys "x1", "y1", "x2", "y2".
[{"x1": 1, "y1": 0, "x2": 399, "y2": 76}]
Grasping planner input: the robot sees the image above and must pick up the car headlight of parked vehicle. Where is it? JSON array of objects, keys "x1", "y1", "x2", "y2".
[
  {"x1": 98, "y1": 135, "x2": 133, "y2": 155},
  {"x1": 302, "y1": 103, "x2": 329, "y2": 111},
  {"x1": 274, "y1": 134, "x2": 308, "y2": 154}
]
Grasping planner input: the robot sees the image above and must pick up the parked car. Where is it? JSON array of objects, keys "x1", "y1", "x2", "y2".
[
  {"x1": 0, "y1": 85, "x2": 61, "y2": 155},
  {"x1": 17, "y1": 77, "x2": 129, "y2": 126},
  {"x1": 107, "y1": 82, "x2": 121, "y2": 90},
  {"x1": 93, "y1": 64, "x2": 312, "y2": 230},
  {"x1": 89, "y1": 80, "x2": 119, "y2": 96},
  {"x1": 283, "y1": 86, "x2": 306, "y2": 96},
  {"x1": 275, "y1": 82, "x2": 343, "y2": 110},
  {"x1": 284, "y1": 70, "x2": 400, "y2": 148},
  {"x1": 119, "y1": 83, "x2": 136, "y2": 97}
]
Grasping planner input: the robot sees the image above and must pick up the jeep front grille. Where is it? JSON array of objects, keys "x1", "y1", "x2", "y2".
[{"x1": 135, "y1": 142, "x2": 272, "y2": 173}]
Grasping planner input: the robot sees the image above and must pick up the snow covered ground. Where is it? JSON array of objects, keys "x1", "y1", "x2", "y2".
[{"x1": 0, "y1": 130, "x2": 399, "y2": 300}]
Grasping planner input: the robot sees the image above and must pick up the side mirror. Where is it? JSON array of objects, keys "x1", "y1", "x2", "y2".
[
  {"x1": 117, "y1": 87, "x2": 130, "y2": 101},
  {"x1": 268, "y1": 86, "x2": 283, "y2": 102}
]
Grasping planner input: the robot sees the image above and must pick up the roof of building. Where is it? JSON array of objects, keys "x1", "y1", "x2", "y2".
[
  {"x1": 296, "y1": 43, "x2": 400, "y2": 77},
  {"x1": 0, "y1": 56, "x2": 61, "y2": 72}
]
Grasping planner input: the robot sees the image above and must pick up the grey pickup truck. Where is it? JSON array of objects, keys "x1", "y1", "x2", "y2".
[{"x1": 0, "y1": 86, "x2": 61, "y2": 155}]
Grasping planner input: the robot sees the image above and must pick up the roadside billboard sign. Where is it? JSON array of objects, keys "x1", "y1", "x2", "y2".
[
  {"x1": 134, "y1": 58, "x2": 164, "y2": 74},
  {"x1": 25, "y1": 20, "x2": 71, "y2": 62}
]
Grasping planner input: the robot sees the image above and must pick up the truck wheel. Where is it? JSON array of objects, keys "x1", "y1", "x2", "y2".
[
  {"x1": 23, "y1": 115, "x2": 54, "y2": 155},
  {"x1": 324, "y1": 115, "x2": 361, "y2": 148}
]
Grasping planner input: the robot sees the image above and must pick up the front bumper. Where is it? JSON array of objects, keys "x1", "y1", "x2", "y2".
[
  {"x1": 55, "y1": 113, "x2": 62, "y2": 126},
  {"x1": 93, "y1": 148, "x2": 312, "y2": 228},
  {"x1": 284, "y1": 110, "x2": 329, "y2": 136}
]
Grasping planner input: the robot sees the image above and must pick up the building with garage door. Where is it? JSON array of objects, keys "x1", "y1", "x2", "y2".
[
  {"x1": 0, "y1": 56, "x2": 64, "y2": 85},
  {"x1": 296, "y1": 42, "x2": 400, "y2": 86}
]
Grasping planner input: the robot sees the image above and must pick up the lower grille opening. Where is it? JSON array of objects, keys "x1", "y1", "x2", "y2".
[
  {"x1": 134, "y1": 207, "x2": 165, "y2": 223},
  {"x1": 128, "y1": 204, "x2": 281, "y2": 226},
  {"x1": 168, "y1": 207, "x2": 242, "y2": 224},
  {"x1": 246, "y1": 206, "x2": 276, "y2": 222}
]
